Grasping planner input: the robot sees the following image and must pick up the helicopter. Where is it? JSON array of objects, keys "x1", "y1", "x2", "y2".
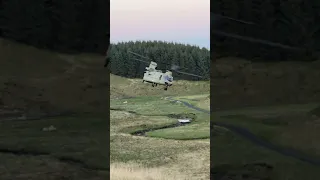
[{"x1": 128, "y1": 51, "x2": 203, "y2": 91}]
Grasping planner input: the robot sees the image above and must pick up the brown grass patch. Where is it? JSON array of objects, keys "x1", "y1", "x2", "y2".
[{"x1": 110, "y1": 162, "x2": 189, "y2": 180}]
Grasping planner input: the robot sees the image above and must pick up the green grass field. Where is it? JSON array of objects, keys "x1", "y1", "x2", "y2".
[
  {"x1": 110, "y1": 94, "x2": 210, "y2": 180},
  {"x1": 1, "y1": 37, "x2": 211, "y2": 180},
  {"x1": 6, "y1": 37, "x2": 320, "y2": 180},
  {"x1": 0, "y1": 38, "x2": 111, "y2": 180},
  {"x1": 212, "y1": 103, "x2": 320, "y2": 179},
  {"x1": 0, "y1": 115, "x2": 109, "y2": 180}
]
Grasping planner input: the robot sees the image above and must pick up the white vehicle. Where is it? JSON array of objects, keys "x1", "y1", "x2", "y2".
[
  {"x1": 141, "y1": 61, "x2": 173, "y2": 90},
  {"x1": 129, "y1": 51, "x2": 202, "y2": 91}
]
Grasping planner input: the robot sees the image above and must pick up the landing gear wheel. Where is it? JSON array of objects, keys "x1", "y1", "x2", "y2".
[
  {"x1": 152, "y1": 83, "x2": 155, "y2": 87},
  {"x1": 164, "y1": 86, "x2": 168, "y2": 91}
]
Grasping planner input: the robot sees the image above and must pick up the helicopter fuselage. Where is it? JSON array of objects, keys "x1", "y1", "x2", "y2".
[
  {"x1": 128, "y1": 51, "x2": 202, "y2": 91},
  {"x1": 142, "y1": 70, "x2": 173, "y2": 91},
  {"x1": 140, "y1": 61, "x2": 173, "y2": 90},
  {"x1": 143, "y1": 71, "x2": 172, "y2": 85}
]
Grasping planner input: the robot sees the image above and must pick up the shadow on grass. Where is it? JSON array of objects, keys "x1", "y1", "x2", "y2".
[
  {"x1": 211, "y1": 163, "x2": 274, "y2": 180},
  {"x1": 0, "y1": 146, "x2": 108, "y2": 171},
  {"x1": 0, "y1": 113, "x2": 109, "y2": 172}
]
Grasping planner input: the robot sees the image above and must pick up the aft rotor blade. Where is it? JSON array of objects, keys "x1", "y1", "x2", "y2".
[
  {"x1": 170, "y1": 64, "x2": 189, "y2": 71},
  {"x1": 170, "y1": 64, "x2": 180, "y2": 71},
  {"x1": 128, "y1": 51, "x2": 152, "y2": 61},
  {"x1": 175, "y1": 70, "x2": 203, "y2": 78},
  {"x1": 212, "y1": 30, "x2": 304, "y2": 51},
  {"x1": 132, "y1": 58, "x2": 150, "y2": 64},
  {"x1": 212, "y1": 13, "x2": 256, "y2": 25}
]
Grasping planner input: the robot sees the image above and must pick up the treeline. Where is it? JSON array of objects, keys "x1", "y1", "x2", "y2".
[
  {"x1": 211, "y1": 0, "x2": 320, "y2": 61},
  {"x1": 0, "y1": 0, "x2": 109, "y2": 54},
  {"x1": 109, "y1": 41, "x2": 210, "y2": 80}
]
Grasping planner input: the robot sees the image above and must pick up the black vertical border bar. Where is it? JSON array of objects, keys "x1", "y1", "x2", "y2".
[
  {"x1": 210, "y1": 4, "x2": 214, "y2": 180},
  {"x1": 106, "y1": 0, "x2": 111, "y2": 176}
]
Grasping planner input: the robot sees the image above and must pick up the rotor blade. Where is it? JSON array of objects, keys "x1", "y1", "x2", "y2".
[
  {"x1": 212, "y1": 13, "x2": 256, "y2": 25},
  {"x1": 132, "y1": 58, "x2": 150, "y2": 64},
  {"x1": 179, "y1": 67, "x2": 189, "y2": 71},
  {"x1": 128, "y1": 51, "x2": 152, "y2": 61},
  {"x1": 170, "y1": 64, "x2": 189, "y2": 71},
  {"x1": 170, "y1": 64, "x2": 180, "y2": 71},
  {"x1": 212, "y1": 30, "x2": 305, "y2": 51},
  {"x1": 174, "y1": 70, "x2": 203, "y2": 78}
]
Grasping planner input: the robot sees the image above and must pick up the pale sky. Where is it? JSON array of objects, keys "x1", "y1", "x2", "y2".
[{"x1": 110, "y1": 0, "x2": 210, "y2": 49}]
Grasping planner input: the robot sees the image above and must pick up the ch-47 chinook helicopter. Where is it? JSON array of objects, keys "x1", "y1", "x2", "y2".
[{"x1": 128, "y1": 51, "x2": 203, "y2": 91}]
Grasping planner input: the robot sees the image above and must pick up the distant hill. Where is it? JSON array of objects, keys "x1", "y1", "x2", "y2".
[{"x1": 109, "y1": 41, "x2": 210, "y2": 80}]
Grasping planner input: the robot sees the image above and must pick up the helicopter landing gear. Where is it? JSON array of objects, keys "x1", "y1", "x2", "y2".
[
  {"x1": 164, "y1": 82, "x2": 169, "y2": 90},
  {"x1": 152, "y1": 83, "x2": 155, "y2": 87}
]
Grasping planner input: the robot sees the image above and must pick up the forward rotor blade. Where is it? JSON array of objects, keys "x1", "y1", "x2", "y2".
[
  {"x1": 128, "y1": 51, "x2": 152, "y2": 61},
  {"x1": 175, "y1": 70, "x2": 203, "y2": 78},
  {"x1": 132, "y1": 58, "x2": 150, "y2": 64}
]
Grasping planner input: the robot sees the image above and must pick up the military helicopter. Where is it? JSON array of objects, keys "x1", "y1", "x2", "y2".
[{"x1": 128, "y1": 51, "x2": 203, "y2": 91}]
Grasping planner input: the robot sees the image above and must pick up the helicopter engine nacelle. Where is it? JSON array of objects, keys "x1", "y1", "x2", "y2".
[{"x1": 149, "y1": 61, "x2": 157, "y2": 69}]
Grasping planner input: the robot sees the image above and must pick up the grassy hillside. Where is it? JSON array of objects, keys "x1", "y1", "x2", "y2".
[
  {"x1": 109, "y1": 73, "x2": 210, "y2": 179},
  {"x1": 0, "y1": 38, "x2": 211, "y2": 179},
  {"x1": 212, "y1": 57, "x2": 320, "y2": 109},
  {"x1": 0, "y1": 38, "x2": 210, "y2": 113},
  {"x1": 212, "y1": 102, "x2": 320, "y2": 179},
  {"x1": 110, "y1": 95, "x2": 210, "y2": 179},
  {"x1": 0, "y1": 38, "x2": 109, "y2": 114},
  {"x1": 0, "y1": 38, "x2": 110, "y2": 179},
  {"x1": 110, "y1": 74, "x2": 210, "y2": 99}
]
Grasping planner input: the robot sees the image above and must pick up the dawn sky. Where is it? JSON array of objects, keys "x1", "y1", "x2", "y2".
[{"x1": 110, "y1": 0, "x2": 210, "y2": 49}]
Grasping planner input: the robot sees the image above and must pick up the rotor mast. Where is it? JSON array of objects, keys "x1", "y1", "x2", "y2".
[{"x1": 146, "y1": 61, "x2": 157, "y2": 71}]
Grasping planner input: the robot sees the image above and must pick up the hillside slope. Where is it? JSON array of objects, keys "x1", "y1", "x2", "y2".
[
  {"x1": 110, "y1": 74, "x2": 210, "y2": 99},
  {"x1": 0, "y1": 38, "x2": 210, "y2": 115},
  {"x1": 212, "y1": 57, "x2": 320, "y2": 109},
  {"x1": 0, "y1": 38, "x2": 109, "y2": 114}
]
